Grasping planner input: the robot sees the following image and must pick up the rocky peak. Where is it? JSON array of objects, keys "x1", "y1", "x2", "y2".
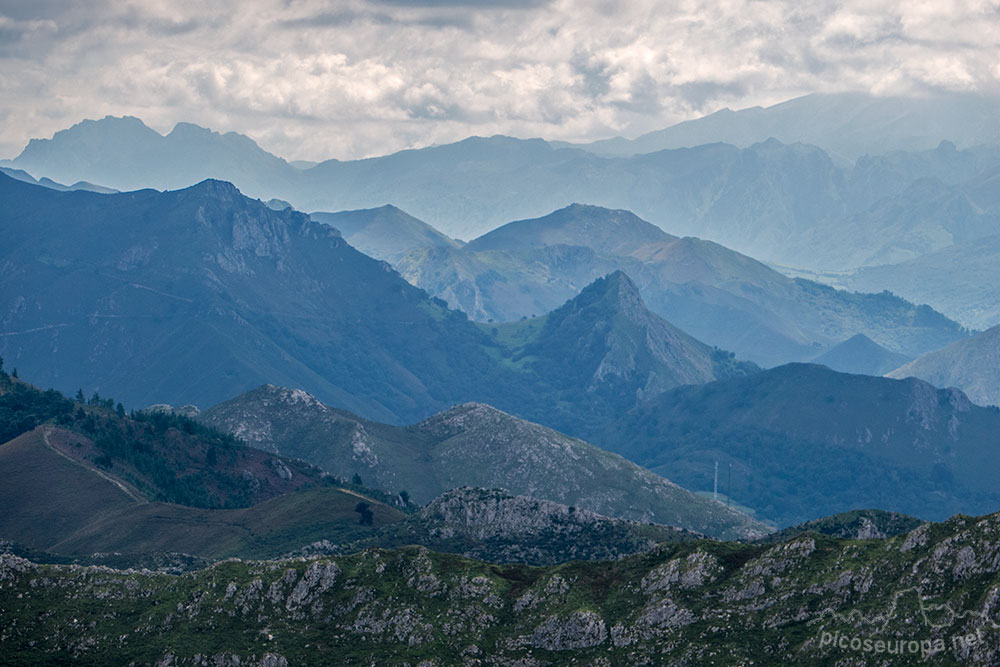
[
  {"x1": 415, "y1": 402, "x2": 512, "y2": 440},
  {"x1": 182, "y1": 178, "x2": 244, "y2": 201},
  {"x1": 419, "y1": 487, "x2": 607, "y2": 540}
]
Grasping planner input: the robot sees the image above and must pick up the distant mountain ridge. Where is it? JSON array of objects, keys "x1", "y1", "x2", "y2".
[
  {"x1": 0, "y1": 171, "x2": 514, "y2": 422},
  {"x1": 556, "y1": 91, "x2": 1000, "y2": 161},
  {"x1": 398, "y1": 203, "x2": 969, "y2": 367},
  {"x1": 310, "y1": 204, "x2": 461, "y2": 264},
  {"x1": 9, "y1": 111, "x2": 1000, "y2": 278},
  {"x1": 810, "y1": 333, "x2": 911, "y2": 376}
]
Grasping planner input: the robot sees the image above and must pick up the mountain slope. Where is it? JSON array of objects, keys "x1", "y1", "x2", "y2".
[
  {"x1": 200, "y1": 386, "x2": 770, "y2": 540},
  {"x1": 0, "y1": 372, "x2": 406, "y2": 559},
  {"x1": 490, "y1": 271, "x2": 758, "y2": 428},
  {"x1": 400, "y1": 204, "x2": 969, "y2": 367},
  {"x1": 594, "y1": 363, "x2": 1000, "y2": 526},
  {"x1": 467, "y1": 203, "x2": 675, "y2": 255},
  {"x1": 0, "y1": 166, "x2": 116, "y2": 194},
  {"x1": 848, "y1": 231, "x2": 1000, "y2": 330},
  {"x1": 888, "y1": 324, "x2": 1000, "y2": 407},
  {"x1": 811, "y1": 333, "x2": 911, "y2": 376},
  {"x1": 562, "y1": 91, "x2": 1000, "y2": 160},
  {"x1": 0, "y1": 429, "x2": 402, "y2": 559},
  {"x1": 310, "y1": 204, "x2": 460, "y2": 263},
  {"x1": 0, "y1": 172, "x2": 522, "y2": 423},
  {"x1": 6, "y1": 511, "x2": 1000, "y2": 664}
]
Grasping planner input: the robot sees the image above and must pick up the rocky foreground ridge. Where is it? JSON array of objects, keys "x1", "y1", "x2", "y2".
[{"x1": 3, "y1": 511, "x2": 1000, "y2": 665}]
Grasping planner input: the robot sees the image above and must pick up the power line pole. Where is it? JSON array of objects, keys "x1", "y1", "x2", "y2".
[
  {"x1": 727, "y1": 463, "x2": 732, "y2": 507},
  {"x1": 713, "y1": 459, "x2": 719, "y2": 501}
]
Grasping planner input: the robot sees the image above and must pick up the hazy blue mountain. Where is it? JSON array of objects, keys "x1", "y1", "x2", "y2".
[
  {"x1": 9, "y1": 116, "x2": 299, "y2": 196},
  {"x1": 310, "y1": 205, "x2": 461, "y2": 263},
  {"x1": 0, "y1": 172, "x2": 521, "y2": 423},
  {"x1": 11, "y1": 113, "x2": 1000, "y2": 275},
  {"x1": 487, "y1": 271, "x2": 759, "y2": 431},
  {"x1": 888, "y1": 324, "x2": 1000, "y2": 407},
  {"x1": 264, "y1": 198, "x2": 293, "y2": 211},
  {"x1": 593, "y1": 363, "x2": 1000, "y2": 526},
  {"x1": 780, "y1": 144, "x2": 1000, "y2": 272},
  {"x1": 200, "y1": 385, "x2": 769, "y2": 540},
  {"x1": 557, "y1": 91, "x2": 1000, "y2": 161},
  {"x1": 467, "y1": 203, "x2": 672, "y2": 255},
  {"x1": 399, "y1": 204, "x2": 969, "y2": 367},
  {"x1": 847, "y1": 231, "x2": 1000, "y2": 330},
  {"x1": 0, "y1": 173, "x2": 769, "y2": 435},
  {"x1": 810, "y1": 333, "x2": 911, "y2": 376},
  {"x1": 0, "y1": 166, "x2": 116, "y2": 194}
]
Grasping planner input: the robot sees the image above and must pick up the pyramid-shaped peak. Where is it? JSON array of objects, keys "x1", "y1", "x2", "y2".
[{"x1": 567, "y1": 270, "x2": 645, "y2": 315}]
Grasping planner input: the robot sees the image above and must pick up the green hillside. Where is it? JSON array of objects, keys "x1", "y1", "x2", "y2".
[{"x1": 3, "y1": 510, "x2": 1000, "y2": 664}]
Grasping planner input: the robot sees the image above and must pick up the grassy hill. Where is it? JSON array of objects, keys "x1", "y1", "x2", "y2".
[
  {"x1": 0, "y1": 370, "x2": 407, "y2": 559},
  {"x1": 0, "y1": 424, "x2": 405, "y2": 559}
]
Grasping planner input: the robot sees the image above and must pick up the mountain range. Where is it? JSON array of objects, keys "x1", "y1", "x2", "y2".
[
  {"x1": 200, "y1": 384, "x2": 768, "y2": 540},
  {"x1": 394, "y1": 203, "x2": 969, "y2": 366},
  {"x1": 0, "y1": 171, "x2": 517, "y2": 423},
  {"x1": 555, "y1": 91, "x2": 1000, "y2": 161},
  {"x1": 846, "y1": 228, "x2": 1000, "y2": 330},
  {"x1": 0, "y1": 173, "x2": 768, "y2": 432},
  {"x1": 309, "y1": 205, "x2": 462, "y2": 264},
  {"x1": 6, "y1": 107, "x2": 1000, "y2": 276}
]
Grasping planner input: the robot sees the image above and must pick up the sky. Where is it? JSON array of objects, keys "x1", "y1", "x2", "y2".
[{"x1": 1, "y1": 0, "x2": 999, "y2": 161}]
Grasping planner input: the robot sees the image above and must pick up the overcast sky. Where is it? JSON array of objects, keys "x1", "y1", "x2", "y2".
[{"x1": 1, "y1": 0, "x2": 999, "y2": 161}]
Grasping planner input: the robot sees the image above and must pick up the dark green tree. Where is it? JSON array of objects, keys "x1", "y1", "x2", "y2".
[{"x1": 354, "y1": 502, "x2": 374, "y2": 526}]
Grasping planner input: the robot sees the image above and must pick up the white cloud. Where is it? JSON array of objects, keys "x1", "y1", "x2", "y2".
[{"x1": 0, "y1": 0, "x2": 998, "y2": 160}]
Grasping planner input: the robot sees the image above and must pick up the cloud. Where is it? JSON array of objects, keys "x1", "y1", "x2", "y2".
[{"x1": 0, "y1": 0, "x2": 998, "y2": 161}]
